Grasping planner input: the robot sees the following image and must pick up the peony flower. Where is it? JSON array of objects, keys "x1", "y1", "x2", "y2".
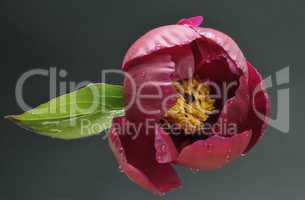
[
  {"x1": 6, "y1": 15, "x2": 271, "y2": 195},
  {"x1": 108, "y1": 16, "x2": 271, "y2": 194}
]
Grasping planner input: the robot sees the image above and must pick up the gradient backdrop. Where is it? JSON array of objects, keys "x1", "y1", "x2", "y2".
[{"x1": 1, "y1": 0, "x2": 303, "y2": 199}]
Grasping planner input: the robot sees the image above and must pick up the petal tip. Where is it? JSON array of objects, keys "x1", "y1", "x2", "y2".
[{"x1": 177, "y1": 16, "x2": 204, "y2": 27}]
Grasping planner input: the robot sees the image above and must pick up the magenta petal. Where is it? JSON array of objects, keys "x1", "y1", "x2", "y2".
[
  {"x1": 122, "y1": 25, "x2": 200, "y2": 68},
  {"x1": 193, "y1": 27, "x2": 248, "y2": 73},
  {"x1": 177, "y1": 16, "x2": 204, "y2": 27},
  {"x1": 108, "y1": 117, "x2": 181, "y2": 194},
  {"x1": 176, "y1": 131, "x2": 252, "y2": 170},
  {"x1": 192, "y1": 33, "x2": 250, "y2": 133},
  {"x1": 213, "y1": 74, "x2": 250, "y2": 135},
  {"x1": 123, "y1": 54, "x2": 177, "y2": 124},
  {"x1": 243, "y1": 62, "x2": 271, "y2": 153},
  {"x1": 155, "y1": 125, "x2": 179, "y2": 164},
  {"x1": 167, "y1": 45, "x2": 195, "y2": 80}
]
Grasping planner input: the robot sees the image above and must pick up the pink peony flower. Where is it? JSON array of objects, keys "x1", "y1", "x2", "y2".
[{"x1": 108, "y1": 16, "x2": 271, "y2": 194}]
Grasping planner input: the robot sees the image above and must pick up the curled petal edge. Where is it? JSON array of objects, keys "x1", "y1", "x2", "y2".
[
  {"x1": 108, "y1": 116, "x2": 181, "y2": 194},
  {"x1": 123, "y1": 25, "x2": 201, "y2": 69},
  {"x1": 175, "y1": 130, "x2": 252, "y2": 170},
  {"x1": 243, "y1": 61, "x2": 271, "y2": 153}
]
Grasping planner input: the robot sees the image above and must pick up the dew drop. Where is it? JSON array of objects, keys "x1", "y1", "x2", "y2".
[
  {"x1": 154, "y1": 192, "x2": 166, "y2": 196},
  {"x1": 160, "y1": 144, "x2": 167, "y2": 153},
  {"x1": 157, "y1": 155, "x2": 162, "y2": 162},
  {"x1": 158, "y1": 192, "x2": 166, "y2": 197},
  {"x1": 190, "y1": 168, "x2": 200, "y2": 174},
  {"x1": 139, "y1": 72, "x2": 146, "y2": 79},
  {"x1": 50, "y1": 129, "x2": 62, "y2": 133},
  {"x1": 225, "y1": 155, "x2": 231, "y2": 163},
  {"x1": 118, "y1": 165, "x2": 124, "y2": 173},
  {"x1": 154, "y1": 42, "x2": 162, "y2": 50},
  {"x1": 118, "y1": 147, "x2": 124, "y2": 153},
  {"x1": 118, "y1": 147, "x2": 126, "y2": 160},
  {"x1": 206, "y1": 143, "x2": 213, "y2": 152}
]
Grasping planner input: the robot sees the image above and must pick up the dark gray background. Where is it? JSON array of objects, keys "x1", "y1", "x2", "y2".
[{"x1": 0, "y1": 0, "x2": 304, "y2": 199}]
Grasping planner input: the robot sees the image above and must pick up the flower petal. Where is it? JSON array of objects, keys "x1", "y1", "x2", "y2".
[
  {"x1": 192, "y1": 34, "x2": 250, "y2": 134},
  {"x1": 175, "y1": 131, "x2": 252, "y2": 170},
  {"x1": 108, "y1": 116, "x2": 181, "y2": 194},
  {"x1": 155, "y1": 125, "x2": 179, "y2": 164},
  {"x1": 170, "y1": 45, "x2": 195, "y2": 80},
  {"x1": 193, "y1": 27, "x2": 248, "y2": 73},
  {"x1": 243, "y1": 61, "x2": 271, "y2": 153},
  {"x1": 123, "y1": 54, "x2": 177, "y2": 124},
  {"x1": 177, "y1": 16, "x2": 204, "y2": 27},
  {"x1": 212, "y1": 73, "x2": 250, "y2": 135},
  {"x1": 122, "y1": 25, "x2": 200, "y2": 68}
]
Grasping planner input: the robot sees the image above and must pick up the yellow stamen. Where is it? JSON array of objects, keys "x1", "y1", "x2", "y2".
[{"x1": 163, "y1": 79, "x2": 215, "y2": 135}]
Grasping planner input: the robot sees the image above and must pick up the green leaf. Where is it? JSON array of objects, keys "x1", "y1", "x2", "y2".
[{"x1": 5, "y1": 83, "x2": 124, "y2": 139}]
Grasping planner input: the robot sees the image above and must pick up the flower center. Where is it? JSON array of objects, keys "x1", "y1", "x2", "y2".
[{"x1": 163, "y1": 79, "x2": 215, "y2": 135}]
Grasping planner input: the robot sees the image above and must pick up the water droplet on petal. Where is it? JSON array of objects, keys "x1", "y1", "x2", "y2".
[
  {"x1": 225, "y1": 148, "x2": 232, "y2": 162},
  {"x1": 118, "y1": 165, "x2": 124, "y2": 173},
  {"x1": 159, "y1": 192, "x2": 166, "y2": 197},
  {"x1": 206, "y1": 143, "x2": 213, "y2": 152},
  {"x1": 154, "y1": 42, "x2": 162, "y2": 50},
  {"x1": 190, "y1": 168, "x2": 200, "y2": 174},
  {"x1": 154, "y1": 192, "x2": 166, "y2": 196},
  {"x1": 160, "y1": 144, "x2": 167, "y2": 153},
  {"x1": 225, "y1": 155, "x2": 231, "y2": 163},
  {"x1": 156, "y1": 155, "x2": 162, "y2": 162}
]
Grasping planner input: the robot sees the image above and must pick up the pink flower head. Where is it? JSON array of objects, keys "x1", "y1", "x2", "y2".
[{"x1": 109, "y1": 16, "x2": 271, "y2": 194}]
